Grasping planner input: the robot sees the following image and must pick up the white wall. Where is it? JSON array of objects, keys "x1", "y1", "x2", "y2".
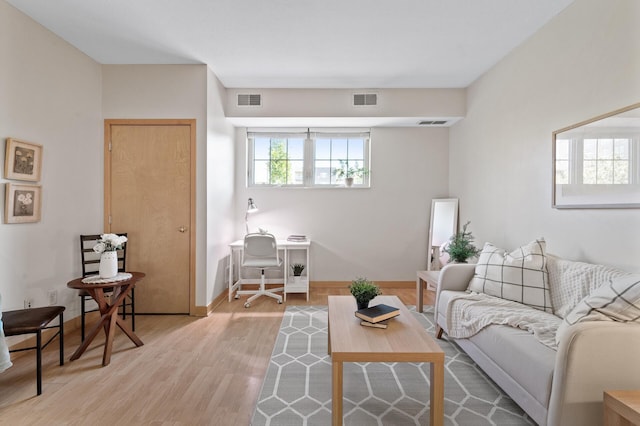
[
  {"x1": 0, "y1": 1, "x2": 102, "y2": 315},
  {"x1": 234, "y1": 126, "x2": 450, "y2": 281},
  {"x1": 101, "y1": 65, "x2": 211, "y2": 305},
  {"x1": 449, "y1": 0, "x2": 640, "y2": 272},
  {"x1": 226, "y1": 88, "x2": 466, "y2": 120},
  {"x1": 206, "y1": 70, "x2": 236, "y2": 303}
]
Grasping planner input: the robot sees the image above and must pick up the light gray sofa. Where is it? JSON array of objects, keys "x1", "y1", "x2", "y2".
[{"x1": 434, "y1": 262, "x2": 640, "y2": 426}]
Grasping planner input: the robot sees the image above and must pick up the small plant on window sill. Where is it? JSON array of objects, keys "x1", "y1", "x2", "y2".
[{"x1": 333, "y1": 160, "x2": 369, "y2": 187}]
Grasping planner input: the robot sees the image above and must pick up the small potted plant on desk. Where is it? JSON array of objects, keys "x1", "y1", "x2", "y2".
[
  {"x1": 443, "y1": 221, "x2": 481, "y2": 263},
  {"x1": 349, "y1": 277, "x2": 381, "y2": 310},
  {"x1": 290, "y1": 263, "x2": 305, "y2": 284},
  {"x1": 333, "y1": 160, "x2": 369, "y2": 187}
]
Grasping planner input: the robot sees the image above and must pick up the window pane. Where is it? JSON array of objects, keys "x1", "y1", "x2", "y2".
[
  {"x1": 314, "y1": 160, "x2": 331, "y2": 184},
  {"x1": 556, "y1": 139, "x2": 569, "y2": 160},
  {"x1": 583, "y1": 139, "x2": 597, "y2": 160},
  {"x1": 315, "y1": 139, "x2": 331, "y2": 160},
  {"x1": 254, "y1": 137, "x2": 270, "y2": 159},
  {"x1": 597, "y1": 139, "x2": 613, "y2": 159},
  {"x1": 614, "y1": 161, "x2": 629, "y2": 184},
  {"x1": 331, "y1": 160, "x2": 345, "y2": 184},
  {"x1": 583, "y1": 160, "x2": 597, "y2": 184},
  {"x1": 288, "y1": 138, "x2": 304, "y2": 160},
  {"x1": 254, "y1": 160, "x2": 270, "y2": 184},
  {"x1": 270, "y1": 160, "x2": 287, "y2": 185},
  {"x1": 614, "y1": 139, "x2": 629, "y2": 159},
  {"x1": 348, "y1": 139, "x2": 364, "y2": 159},
  {"x1": 289, "y1": 160, "x2": 304, "y2": 184},
  {"x1": 556, "y1": 160, "x2": 569, "y2": 184},
  {"x1": 332, "y1": 139, "x2": 348, "y2": 158},
  {"x1": 597, "y1": 160, "x2": 613, "y2": 183}
]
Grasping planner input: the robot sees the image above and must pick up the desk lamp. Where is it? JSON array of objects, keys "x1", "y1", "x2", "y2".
[{"x1": 245, "y1": 198, "x2": 258, "y2": 234}]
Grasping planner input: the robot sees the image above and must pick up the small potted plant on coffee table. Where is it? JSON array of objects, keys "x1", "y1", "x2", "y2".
[
  {"x1": 349, "y1": 277, "x2": 381, "y2": 310},
  {"x1": 290, "y1": 263, "x2": 305, "y2": 284}
]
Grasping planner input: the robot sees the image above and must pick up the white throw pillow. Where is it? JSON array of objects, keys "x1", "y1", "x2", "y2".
[
  {"x1": 468, "y1": 239, "x2": 552, "y2": 313},
  {"x1": 556, "y1": 274, "x2": 640, "y2": 345},
  {"x1": 547, "y1": 254, "x2": 630, "y2": 318}
]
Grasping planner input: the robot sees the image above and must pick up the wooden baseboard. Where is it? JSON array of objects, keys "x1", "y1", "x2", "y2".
[{"x1": 310, "y1": 281, "x2": 415, "y2": 289}]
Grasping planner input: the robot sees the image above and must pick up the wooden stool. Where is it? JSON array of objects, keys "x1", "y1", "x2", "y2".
[{"x1": 2, "y1": 306, "x2": 65, "y2": 395}]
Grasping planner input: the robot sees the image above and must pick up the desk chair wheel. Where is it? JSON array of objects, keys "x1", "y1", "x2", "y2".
[
  {"x1": 277, "y1": 300, "x2": 282, "y2": 304},
  {"x1": 234, "y1": 294, "x2": 239, "y2": 299},
  {"x1": 244, "y1": 302, "x2": 251, "y2": 308}
]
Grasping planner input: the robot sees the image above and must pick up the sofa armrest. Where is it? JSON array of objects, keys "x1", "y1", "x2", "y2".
[
  {"x1": 547, "y1": 321, "x2": 640, "y2": 426},
  {"x1": 434, "y1": 263, "x2": 476, "y2": 321}
]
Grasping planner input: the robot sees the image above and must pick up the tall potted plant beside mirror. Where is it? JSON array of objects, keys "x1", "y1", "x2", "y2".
[{"x1": 443, "y1": 221, "x2": 480, "y2": 263}]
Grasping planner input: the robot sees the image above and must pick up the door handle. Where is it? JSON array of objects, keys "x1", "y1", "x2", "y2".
[{"x1": 179, "y1": 226, "x2": 187, "y2": 233}]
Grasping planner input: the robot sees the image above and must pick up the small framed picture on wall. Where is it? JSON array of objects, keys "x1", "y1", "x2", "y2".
[
  {"x1": 4, "y1": 183, "x2": 42, "y2": 224},
  {"x1": 4, "y1": 138, "x2": 43, "y2": 182}
]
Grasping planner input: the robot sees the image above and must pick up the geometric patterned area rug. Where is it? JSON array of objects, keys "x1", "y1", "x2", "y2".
[{"x1": 251, "y1": 305, "x2": 535, "y2": 426}]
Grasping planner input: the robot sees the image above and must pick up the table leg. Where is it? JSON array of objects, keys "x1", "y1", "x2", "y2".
[
  {"x1": 102, "y1": 307, "x2": 119, "y2": 366},
  {"x1": 416, "y1": 276, "x2": 424, "y2": 313},
  {"x1": 70, "y1": 312, "x2": 110, "y2": 361},
  {"x1": 116, "y1": 317, "x2": 144, "y2": 346},
  {"x1": 430, "y1": 359, "x2": 444, "y2": 426},
  {"x1": 332, "y1": 360, "x2": 343, "y2": 426}
]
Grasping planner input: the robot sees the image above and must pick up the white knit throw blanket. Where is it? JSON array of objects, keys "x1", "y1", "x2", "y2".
[{"x1": 446, "y1": 292, "x2": 561, "y2": 350}]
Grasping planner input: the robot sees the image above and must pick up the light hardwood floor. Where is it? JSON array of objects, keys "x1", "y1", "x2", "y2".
[{"x1": 0, "y1": 287, "x2": 434, "y2": 425}]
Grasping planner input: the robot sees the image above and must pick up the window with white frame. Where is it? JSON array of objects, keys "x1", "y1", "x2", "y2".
[
  {"x1": 247, "y1": 130, "x2": 370, "y2": 187},
  {"x1": 555, "y1": 135, "x2": 637, "y2": 185}
]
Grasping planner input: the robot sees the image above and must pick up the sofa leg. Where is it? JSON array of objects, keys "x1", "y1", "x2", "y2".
[{"x1": 436, "y1": 326, "x2": 443, "y2": 339}]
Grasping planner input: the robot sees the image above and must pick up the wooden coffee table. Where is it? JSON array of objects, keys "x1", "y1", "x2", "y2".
[
  {"x1": 604, "y1": 390, "x2": 640, "y2": 426},
  {"x1": 328, "y1": 295, "x2": 444, "y2": 426}
]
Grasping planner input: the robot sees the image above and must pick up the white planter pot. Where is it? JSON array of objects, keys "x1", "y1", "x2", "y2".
[
  {"x1": 345, "y1": 177, "x2": 354, "y2": 187},
  {"x1": 292, "y1": 276, "x2": 301, "y2": 284},
  {"x1": 99, "y1": 251, "x2": 118, "y2": 279}
]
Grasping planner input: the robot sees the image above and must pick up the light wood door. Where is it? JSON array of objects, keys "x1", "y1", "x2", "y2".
[{"x1": 105, "y1": 120, "x2": 195, "y2": 314}]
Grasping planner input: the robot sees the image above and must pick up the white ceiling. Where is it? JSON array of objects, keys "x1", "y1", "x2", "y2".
[{"x1": 7, "y1": 0, "x2": 574, "y2": 89}]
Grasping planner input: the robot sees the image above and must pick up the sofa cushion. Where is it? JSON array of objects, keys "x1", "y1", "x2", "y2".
[
  {"x1": 468, "y1": 239, "x2": 552, "y2": 312},
  {"x1": 556, "y1": 274, "x2": 640, "y2": 344},
  {"x1": 466, "y1": 324, "x2": 556, "y2": 407},
  {"x1": 547, "y1": 254, "x2": 630, "y2": 318}
]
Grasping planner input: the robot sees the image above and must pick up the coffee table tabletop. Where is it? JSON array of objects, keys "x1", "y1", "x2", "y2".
[{"x1": 328, "y1": 295, "x2": 444, "y2": 426}]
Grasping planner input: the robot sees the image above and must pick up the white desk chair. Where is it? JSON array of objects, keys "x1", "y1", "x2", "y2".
[{"x1": 236, "y1": 233, "x2": 284, "y2": 308}]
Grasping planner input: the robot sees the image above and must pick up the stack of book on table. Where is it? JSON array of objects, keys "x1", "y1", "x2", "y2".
[
  {"x1": 287, "y1": 234, "x2": 307, "y2": 242},
  {"x1": 354, "y1": 304, "x2": 400, "y2": 329}
]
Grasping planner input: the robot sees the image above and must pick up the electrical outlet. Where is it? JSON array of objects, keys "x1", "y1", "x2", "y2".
[
  {"x1": 48, "y1": 289, "x2": 57, "y2": 305},
  {"x1": 24, "y1": 298, "x2": 33, "y2": 309}
]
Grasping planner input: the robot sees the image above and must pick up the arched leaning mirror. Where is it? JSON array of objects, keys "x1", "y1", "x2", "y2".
[
  {"x1": 427, "y1": 198, "x2": 458, "y2": 270},
  {"x1": 553, "y1": 102, "x2": 640, "y2": 208}
]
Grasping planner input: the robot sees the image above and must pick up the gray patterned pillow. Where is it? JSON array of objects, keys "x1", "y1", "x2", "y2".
[
  {"x1": 556, "y1": 274, "x2": 640, "y2": 345},
  {"x1": 468, "y1": 239, "x2": 552, "y2": 313},
  {"x1": 547, "y1": 255, "x2": 630, "y2": 318}
]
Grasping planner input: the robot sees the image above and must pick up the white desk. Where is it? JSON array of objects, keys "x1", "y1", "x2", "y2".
[{"x1": 228, "y1": 239, "x2": 311, "y2": 302}]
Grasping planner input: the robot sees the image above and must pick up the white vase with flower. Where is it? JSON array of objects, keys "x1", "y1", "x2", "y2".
[{"x1": 93, "y1": 233, "x2": 128, "y2": 279}]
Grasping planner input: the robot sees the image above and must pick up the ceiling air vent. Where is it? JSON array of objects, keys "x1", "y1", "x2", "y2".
[
  {"x1": 353, "y1": 93, "x2": 377, "y2": 107},
  {"x1": 418, "y1": 120, "x2": 448, "y2": 126},
  {"x1": 237, "y1": 93, "x2": 262, "y2": 107}
]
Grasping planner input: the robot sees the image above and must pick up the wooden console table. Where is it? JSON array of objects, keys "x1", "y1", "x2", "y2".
[
  {"x1": 67, "y1": 272, "x2": 145, "y2": 366},
  {"x1": 604, "y1": 390, "x2": 640, "y2": 426},
  {"x1": 416, "y1": 270, "x2": 440, "y2": 313}
]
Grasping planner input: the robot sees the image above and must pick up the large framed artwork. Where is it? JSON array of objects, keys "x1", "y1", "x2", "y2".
[
  {"x1": 4, "y1": 138, "x2": 43, "y2": 182},
  {"x1": 4, "y1": 183, "x2": 42, "y2": 224}
]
